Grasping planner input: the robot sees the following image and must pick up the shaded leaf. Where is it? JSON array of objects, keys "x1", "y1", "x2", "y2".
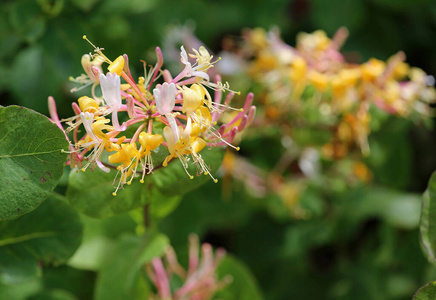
[
  {"x1": 0, "y1": 106, "x2": 68, "y2": 220},
  {"x1": 0, "y1": 195, "x2": 83, "y2": 286},
  {"x1": 41, "y1": 266, "x2": 95, "y2": 300}
]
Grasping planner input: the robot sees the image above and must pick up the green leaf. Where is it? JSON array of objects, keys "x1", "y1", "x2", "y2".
[
  {"x1": 0, "y1": 195, "x2": 83, "y2": 286},
  {"x1": 152, "y1": 146, "x2": 225, "y2": 197},
  {"x1": 66, "y1": 168, "x2": 149, "y2": 218},
  {"x1": 0, "y1": 106, "x2": 68, "y2": 220},
  {"x1": 414, "y1": 281, "x2": 436, "y2": 300},
  {"x1": 215, "y1": 255, "x2": 264, "y2": 300},
  {"x1": 68, "y1": 214, "x2": 136, "y2": 270},
  {"x1": 28, "y1": 289, "x2": 77, "y2": 300},
  {"x1": 66, "y1": 146, "x2": 224, "y2": 218},
  {"x1": 344, "y1": 187, "x2": 421, "y2": 229},
  {"x1": 420, "y1": 172, "x2": 436, "y2": 262},
  {"x1": 8, "y1": 0, "x2": 46, "y2": 43},
  {"x1": 41, "y1": 266, "x2": 95, "y2": 300},
  {"x1": 95, "y1": 232, "x2": 169, "y2": 300},
  {"x1": 0, "y1": 277, "x2": 42, "y2": 300}
]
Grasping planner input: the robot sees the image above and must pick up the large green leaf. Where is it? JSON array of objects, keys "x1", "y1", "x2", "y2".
[
  {"x1": 66, "y1": 146, "x2": 224, "y2": 218},
  {"x1": 0, "y1": 195, "x2": 83, "y2": 286},
  {"x1": 0, "y1": 277, "x2": 42, "y2": 300},
  {"x1": 414, "y1": 281, "x2": 436, "y2": 300},
  {"x1": 27, "y1": 289, "x2": 78, "y2": 300},
  {"x1": 68, "y1": 214, "x2": 136, "y2": 270},
  {"x1": 215, "y1": 255, "x2": 264, "y2": 300},
  {"x1": 420, "y1": 172, "x2": 436, "y2": 262},
  {"x1": 66, "y1": 168, "x2": 150, "y2": 218},
  {"x1": 94, "y1": 232, "x2": 169, "y2": 300},
  {"x1": 152, "y1": 146, "x2": 225, "y2": 197},
  {"x1": 0, "y1": 106, "x2": 68, "y2": 220}
]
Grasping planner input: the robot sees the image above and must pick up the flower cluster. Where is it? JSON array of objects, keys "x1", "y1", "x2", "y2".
[
  {"x1": 219, "y1": 27, "x2": 436, "y2": 217},
  {"x1": 147, "y1": 234, "x2": 230, "y2": 300},
  {"x1": 244, "y1": 27, "x2": 435, "y2": 156},
  {"x1": 49, "y1": 36, "x2": 255, "y2": 195}
]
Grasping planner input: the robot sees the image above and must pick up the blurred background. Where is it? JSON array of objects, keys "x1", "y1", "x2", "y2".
[{"x1": 2, "y1": 0, "x2": 436, "y2": 299}]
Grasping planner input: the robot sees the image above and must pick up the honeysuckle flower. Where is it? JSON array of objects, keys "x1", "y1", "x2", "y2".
[
  {"x1": 49, "y1": 37, "x2": 255, "y2": 195},
  {"x1": 100, "y1": 73, "x2": 126, "y2": 131},
  {"x1": 153, "y1": 82, "x2": 179, "y2": 142},
  {"x1": 78, "y1": 112, "x2": 118, "y2": 173},
  {"x1": 147, "y1": 234, "x2": 230, "y2": 300},
  {"x1": 69, "y1": 54, "x2": 104, "y2": 97},
  {"x1": 178, "y1": 46, "x2": 210, "y2": 81},
  {"x1": 138, "y1": 132, "x2": 163, "y2": 179}
]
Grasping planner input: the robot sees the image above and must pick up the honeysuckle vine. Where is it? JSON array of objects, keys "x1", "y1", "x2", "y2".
[{"x1": 49, "y1": 36, "x2": 255, "y2": 195}]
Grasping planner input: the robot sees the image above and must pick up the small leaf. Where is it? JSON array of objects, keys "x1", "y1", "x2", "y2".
[
  {"x1": 215, "y1": 255, "x2": 264, "y2": 300},
  {"x1": 414, "y1": 281, "x2": 436, "y2": 300},
  {"x1": 95, "y1": 232, "x2": 169, "y2": 300},
  {"x1": 0, "y1": 195, "x2": 83, "y2": 286},
  {"x1": 0, "y1": 106, "x2": 68, "y2": 220}
]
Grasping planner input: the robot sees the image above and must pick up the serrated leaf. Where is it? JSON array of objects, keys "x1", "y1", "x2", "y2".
[
  {"x1": 414, "y1": 281, "x2": 436, "y2": 300},
  {"x1": 420, "y1": 172, "x2": 436, "y2": 262},
  {"x1": 95, "y1": 232, "x2": 169, "y2": 300},
  {"x1": 0, "y1": 106, "x2": 68, "y2": 220},
  {"x1": 215, "y1": 255, "x2": 264, "y2": 300},
  {"x1": 0, "y1": 195, "x2": 83, "y2": 286}
]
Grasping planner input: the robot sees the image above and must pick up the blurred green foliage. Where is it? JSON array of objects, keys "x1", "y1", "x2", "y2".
[{"x1": 1, "y1": 0, "x2": 436, "y2": 299}]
